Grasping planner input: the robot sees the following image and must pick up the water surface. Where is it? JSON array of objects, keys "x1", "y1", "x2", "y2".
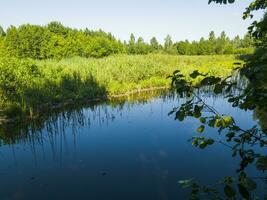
[{"x1": 0, "y1": 90, "x2": 264, "y2": 199}]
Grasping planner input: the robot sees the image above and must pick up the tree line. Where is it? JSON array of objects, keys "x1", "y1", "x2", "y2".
[{"x1": 0, "y1": 22, "x2": 254, "y2": 59}]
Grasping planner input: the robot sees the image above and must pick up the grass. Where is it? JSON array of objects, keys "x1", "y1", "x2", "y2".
[{"x1": 0, "y1": 54, "x2": 241, "y2": 120}]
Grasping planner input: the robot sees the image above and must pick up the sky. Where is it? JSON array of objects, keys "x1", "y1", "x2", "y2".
[{"x1": 0, "y1": 0, "x2": 264, "y2": 43}]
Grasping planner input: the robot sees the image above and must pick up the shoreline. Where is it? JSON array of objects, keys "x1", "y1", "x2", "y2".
[{"x1": 0, "y1": 86, "x2": 169, "y2": 126}]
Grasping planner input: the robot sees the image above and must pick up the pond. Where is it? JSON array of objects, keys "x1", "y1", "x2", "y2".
[{"x1": 0, "y1": 90, "x2": 265, "y2": 200}]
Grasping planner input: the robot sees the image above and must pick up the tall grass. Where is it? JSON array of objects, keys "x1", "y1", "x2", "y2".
[{"x1": 0, "y1": 54, "x2": 240, "y2": 119}]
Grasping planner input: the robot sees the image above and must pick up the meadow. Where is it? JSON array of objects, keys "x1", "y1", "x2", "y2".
[{"x1": 0, "y1": 54, "x2": 240, "y2": 120}]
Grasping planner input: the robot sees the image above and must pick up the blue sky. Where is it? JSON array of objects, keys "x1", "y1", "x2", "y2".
[{"x1": 1, "y1": 0, "x2": 263, "y2": 43}]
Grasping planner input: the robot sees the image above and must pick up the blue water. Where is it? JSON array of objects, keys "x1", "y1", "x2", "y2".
[{"x1": 0, "y1": 91, "x2": 264, "y2": 199}]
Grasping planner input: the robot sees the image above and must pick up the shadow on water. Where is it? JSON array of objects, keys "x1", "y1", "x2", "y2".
[
  {"x1": 0, "y1": 84, "x2": 266, "y2": 199},
  {"x1": 0, "y1": 89, "x2": 171, "y2": 145}
]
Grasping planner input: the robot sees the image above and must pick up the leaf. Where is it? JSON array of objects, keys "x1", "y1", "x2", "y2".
[
  {"x1": 199, "y1": 117, "x2": 206, "y2": 123},
  {"x1": 208, "y1": 119, "x2": 216, "y2": 127},
  {"x1": 199, "y1": 141, "x2": 207, "y2": 149},
  {"x1": 226, "y1": 132, "x2": 235, "y2": 141},
  {"x1": 194, "y1": 111, "x2": 201, "y2": 118},
  {"x1": 200, "y1": 76, "x2": 221, "y2": 86},
  {"x1": 168, "y1": 110, "x2": 176, "y2": 116},
  {"x1": 190, "y1": 70, "x2": 205, "y2": 79},
  {"x1": 224, "y1": 185, "x2": 236, "y2": 198},
  {"x1": 175, "y1": 110, "x2": 185, "y2": 121},
  {"x1": 192, "y1": 140, "x2": 199, "y2": 146},
  {"x1": 206, "y1": 139, "x2": 214, "y2": 145},
  {"x1": 238, "y1": 184, "x2": 250, "y2": 200},
  {"x1": 234, "y1": 62, "x2": 242, "y2": 65},
  {"x1": 256, "y1": 156, "x2": 267, "y2": 171},
  {"x1": 173, "y1": 70, "x2": 180, "y2": 75},
  {"x1": 214, "y1": 84, "x2": 224, "y2": 94},
  {"x1": 178, "y1": 179, "x2": 194, "y2": 188},
  {"x1": 222, "y1": 116, "x2": 234, "y2": 127},
  {"x1": 197, "y1": 125, "x2": 205, "y2": 133},
  {"x1": 241, "y1": 178, "x2": 257, "y2": 191},
  {"x1": 214, "y1": 119, "x2": 222, "y2": 127}
]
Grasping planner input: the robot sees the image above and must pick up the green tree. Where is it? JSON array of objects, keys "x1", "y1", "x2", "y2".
[
  {"x1": 128, "y1": 33, "x2": 136, "y2": 54},
  {"x1": 4, "y1": 26, "x2": 20, "y2": 57},
  {"x1": 164, "y1": 35, "x2": 175, "y2": 54},
  {"x1": 233, "y1": 35, "x2": 241, "y2": 47},
  {"x1": 208, "y1": 31, "x2": 216, "y2": 42},
  {"x1": 198, "y1": 37, "x2": 213, "y2": 55},
  {"x1": 0, "y1": 26, "x2": 5, "y2": 37},
  {"x1": 175, "y1": 41, "x2": 190, "y2": 55},
  {"x1": 241, "y1": 33, "x2": 254, "y2": 48},
  {"x1": 135, "y1": 37, "x2": 150, "y2": 54},
  {"x1": 47, "y1": 21, "x2": 69, "y2": 37},
  {"x1": 150, "y1": 37, "x2": 160, "y2": 52}
]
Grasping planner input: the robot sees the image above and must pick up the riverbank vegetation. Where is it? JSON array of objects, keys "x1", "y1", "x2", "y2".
[
  {"x1": 0, "y1": 54, "x2": 240, "y2": 120},
  {"x1": 0, "y1": 22, "x2": 254, "y2": 121}
]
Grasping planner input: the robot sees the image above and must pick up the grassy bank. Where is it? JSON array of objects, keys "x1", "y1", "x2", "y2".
[{"x1": 0, "y1": 54, "x2": 240, "y2": 120}]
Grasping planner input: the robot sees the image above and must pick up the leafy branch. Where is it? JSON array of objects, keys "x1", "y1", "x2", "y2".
[{"x1": 168, "y1": 70, "x2": 267, "y2": 199}]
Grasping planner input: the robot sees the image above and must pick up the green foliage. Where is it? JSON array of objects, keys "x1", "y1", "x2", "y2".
[
  {"x1": 169, "y1": 68, "x2": 267, "y2": 199},
  {"x1": 174, "y1": 0, "x2": 267, "y2": 199},
  {"x1": 150, "y1": 37, "x2": 161, "y2": 52},
  {"x1": 0, "y1": 26, "x2": 5, "y2": 37},
  {"x1": 0, "y1": 22, "x2": 254, "y2": 59},
  {"x1": 174, "y1": 31, "x2": 254, "y2": 56},
  {"x1": 209, "y1": 0, "x2": 267, "y2": 16},
  {"x1": 0, "y1": 22, "x2": 125, "y2": 59},
  {"x1": 164, "y1": 35, "x2": 176, "y2": 54},
  {"x1": 0, "y1": 54, "x2": 238, "y2": 119}
]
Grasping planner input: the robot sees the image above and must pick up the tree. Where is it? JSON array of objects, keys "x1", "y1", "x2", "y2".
[
  {"x1": 0, "y1": 26, "x2": 5, "y2": 37},
  {"x1": 150, "y1": 37, "x2": 160, "y2": 52},
  {"x1": 241, "y1": 33, "x2": 254, "y2": 48},
  {"x1": 164, "y1": 35, "x2": 176, "y2": 54},
  {"x1": 4, "y1": 26, "x2": 20, "y2": 57},
  {"x1": 128, "y1": 33, "x2": 136, "y2": 54},
  {"x1": 198, "y1": 37, "x2": 213, "y2": 55},
  {"x1": 233, "y1": 35, "x2": 241, "y2": 47},
  {"x1": 164, "y1": 35, "x2": 173, "y2": 49},
  {"x1": 208, "y1": 31, "x2": 216, "y2": 42},
  {"x1": 47, "y1": 21, "x2": 69, "y2": 37},
  {"x1": 136, "y1": 37, "x2": 150, "y2": 54},
  {"x1": 175, "y1": 41, "x2": 190, "y2": 55}
]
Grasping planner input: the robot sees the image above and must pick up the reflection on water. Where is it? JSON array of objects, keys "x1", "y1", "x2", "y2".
[{"x1": 0, "y1": 90, "x2": 264, "y2": 200}]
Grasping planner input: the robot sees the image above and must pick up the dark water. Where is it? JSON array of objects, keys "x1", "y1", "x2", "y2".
[{"x1": 0, "y1": 90, "x2": 264, "y2": 200}]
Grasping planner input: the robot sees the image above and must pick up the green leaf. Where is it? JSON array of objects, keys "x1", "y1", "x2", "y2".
[
  {"x1": 190, "y1": 70, "x2": 205, "y2": 79},
  {"x1": 224, "y1": 185, "x2": 236, "y2": 198},
  {"x1": 206, "y1": 139, "x2": 214, "y2": 145},
  {"x1": 222, "y1": 116, "x2": 234, "y2": 127},
  {"x1": 173, "y1": 70, "x2": 180, "y2": 75},
  {"x1": 214, "y1": 84, "x2": 224, "y2": 94},
  {"x1": 256, "y1": 156, "x2": 267, "y2": 171},
  {"x1": 175, "y1": 111, "x2": 185, "y2": 121},
  {"x1": 192, "y1": 140, "x2": 199, "y2": 146},
  {"x1": 168, "y1": 110, "x2": 176, "y2": 116},
  {"x1": 194, "y1": 111, "x2": 201, "y2": 118},
  {"x1": 199, "y1": 117, "x2": 206, "y2": 123},
  {"x1": 226, "y1": 132, "x2": 235, "y2": 138},
  {"x1": 214, "y1": 119, "x2": 222, "y2": 127},
  {"x1": 241, "y1": 178, "x2": 257, "y2": 191},
  {"x1": 178, "y1": 179, "x2": 194, "y2": 188},
  {"x1": 197, "y1": 125, "x2": 205, "y2": 133},
  {"x1": 238, "y1": 184, "x2": 250, "y2": 200},
  {"x1": 199, "y1": 141, "x2": 207, "y2": 149}
]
